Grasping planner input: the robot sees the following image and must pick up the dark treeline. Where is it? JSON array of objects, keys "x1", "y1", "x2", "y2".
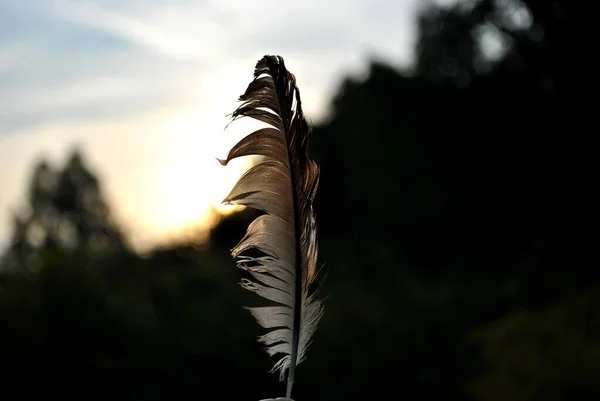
[{"x1": 1, "y1": 1, "x2": 597, "y2": 400}]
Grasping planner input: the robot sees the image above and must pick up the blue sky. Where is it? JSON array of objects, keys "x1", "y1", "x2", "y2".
[{"x1": 0, "y1": 0, "x2": 421, "y2": 251}]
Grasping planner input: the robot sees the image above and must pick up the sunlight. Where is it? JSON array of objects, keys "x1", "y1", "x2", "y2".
[
  {"x1": 0, "y1": 103, "x2": 257, "y2": 254},
  {"x1": 131, "y1": 108, "x2": 254, "y2": 249},
  {"x1": 128, "y1": 66, "x2": 319, "y2": 249},
  {"x1": 0, "y1": 54, "x2": 327, "y2": 254}
]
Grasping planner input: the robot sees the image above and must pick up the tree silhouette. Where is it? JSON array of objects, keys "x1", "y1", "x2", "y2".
[{"x1": 5, "y1": 148, "x2": 126, "y2": 270}]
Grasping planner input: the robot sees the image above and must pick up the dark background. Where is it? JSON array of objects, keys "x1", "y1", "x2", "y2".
[{"x1": 1, "y1": 1, "x2": 598, "y2": 400}]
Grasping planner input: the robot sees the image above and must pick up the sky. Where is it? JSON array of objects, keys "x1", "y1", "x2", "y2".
[{"x1": 0, "y1": 0, "x2": 422, "y2": 253}]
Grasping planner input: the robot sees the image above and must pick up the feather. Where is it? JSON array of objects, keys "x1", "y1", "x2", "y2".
[{"x1": 219, "y1": 55, "x2": 324, "y2": 399}]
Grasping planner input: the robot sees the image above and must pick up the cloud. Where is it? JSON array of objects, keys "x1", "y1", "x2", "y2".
[
  {"x1": 0, "y1": 41, "x2": 33, "y2": 72},
  {"x1": 48, "y1": 0, "x2": 421, "y2": 67},
  {"x1": 0, "y1": 49, "x2": 203, "y2": 134},
  {"x1": 49, "y1": 0, "x2": 232, "y2": 60},
  {"x1": 1, "y1": 0, "x2": 422, "y2": 133},
  {"x1": 0, "y1": 0, "x2": 422, "y2": 251}
]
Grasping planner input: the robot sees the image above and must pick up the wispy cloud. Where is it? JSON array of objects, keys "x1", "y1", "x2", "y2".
[
  {"x1": 50, "y1": 0, "x2": 230, "y2": 60},
  {"x1": 0, "y1": 50, "x2": 200, "y2": 134},
  {"x1": 0, "y1": 0, "x2": 421, "y2": 251},
  {"x1": 0, "y1": 41, "x2": 33, "y2": 72}
]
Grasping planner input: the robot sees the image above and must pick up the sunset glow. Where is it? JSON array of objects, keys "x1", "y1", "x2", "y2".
[
  {"x1": 0, "y1": 0, "x2": 419, "y2": 253},
  {"x1": 135, "y1": 110, "x2": 253, "y2": 249}
]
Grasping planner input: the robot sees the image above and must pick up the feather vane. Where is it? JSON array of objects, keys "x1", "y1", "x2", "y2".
[{"x1": 219, "y1": 55, "x2": 324, "y2": 399}]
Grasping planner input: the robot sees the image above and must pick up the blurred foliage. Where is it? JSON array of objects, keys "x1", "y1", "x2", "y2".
[
  {"x1": 471, "y1": 285, "x2": 600, "y2": 401},
  {"x1": 0, "y1": 0, "x2": 597, "y2": 400},
  {"x1": 0, "y1": 247, "x2": 275, "y2": 399}
]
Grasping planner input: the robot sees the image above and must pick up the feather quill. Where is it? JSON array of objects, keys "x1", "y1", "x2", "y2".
[{"x1": 219, "y1": 55, "x2": 324, "y2": 399}]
